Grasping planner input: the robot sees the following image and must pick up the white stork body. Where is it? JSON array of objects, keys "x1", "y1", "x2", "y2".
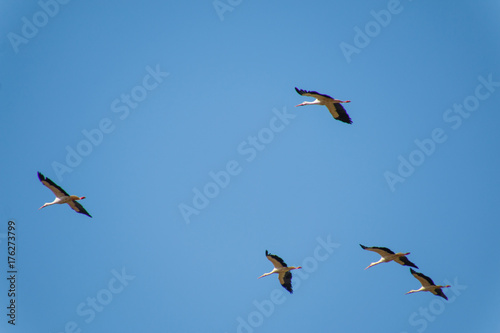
[
  {"x1": 360, "y1": 244, "x2": 418, "y2": 270},
  {"x1": 406, "y1": 268, "x2": 450, "y2": 300},
  {"x1": 295, "y1": 87, "x2": 352, "y2": 124},
  {"x1": 38, "y1": 172, "x2": 92, "y2": 218},
  {"x1": 258, "y1": 250, "x2": 301, "y2": 294}
]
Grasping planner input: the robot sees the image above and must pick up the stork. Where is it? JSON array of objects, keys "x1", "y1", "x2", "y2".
[
  {"x1": 258, "y1": 250, "x2": 301, "y2": 294},
  {"x1": 406, "y1": 268, "x2": 451, "y2": 300},
  {"x1": 295, "y1": 87, "x2": 352, "y2": 124},
  {"x1": 37, "y1": 172, "x2": 92, "y2": 218},
  {"x1": 360, "y1": 244, "x2": 418, "y2": 270}
]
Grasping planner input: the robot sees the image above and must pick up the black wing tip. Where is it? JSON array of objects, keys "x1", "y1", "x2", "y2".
[
  {"x1": 336, "y1": 115, "x2": 353, "y2": 124},
  {"x1": 72, "y1": 201, "x2": 92, "y2": 218},
  {"x1": 75, "y1": 206, "x2": 92, "y2": 218},
  {"x1": 38, "y1": 172, "x2": 61, "y2": 189},
  {"x1": 282, "y1": 272, "x2": 293, "y2": 294},
  {"x1": 79, "y1": 209, "x2": 92, "y2": 218},
  {"x1": 360, "y1": 244, "x2": 367, "y2": 249},
  {"x1": 434, "y1": 288, "x2": 448, "y2": 300},
  {"x1": 333, "y1": 104, "x2": 353, "y2": 124},
  {"x1": 295, "y1": 87, "x2": 320, "y2": 96},
  {"x1": 266, "y1": 252, "x2": 287, "y2": 267},
  {"x1": 438, "y1": 292, "x2": 448, "y2": 300},
  {"x1": 410, "y1": 268, "x2": 418, "y2": 274},
  {"x1": 400, "y1": 256, "x2": 419, "y2": 269}
]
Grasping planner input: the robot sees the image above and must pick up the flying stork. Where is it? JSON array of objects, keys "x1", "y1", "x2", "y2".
[
  {"x1": 258, "y1": 250, "x2": 302, "y2": 294},
  {"x1": 406, "y1": 268, "x2": 451, "y2": 300},
  {"x1": 37, "y1": 172, "x2": 92, "y2": 218},
  {"x1": 360, "y1": 244, "x2": 418, "y2": 270},
  {"x1": 295, "y1": 87, "x2": 352, "y2": 124}
]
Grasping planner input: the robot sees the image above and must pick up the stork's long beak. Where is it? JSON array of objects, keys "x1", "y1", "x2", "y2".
[{"x1": 295, "y1": 103, "x2": 304, "y2": 107}]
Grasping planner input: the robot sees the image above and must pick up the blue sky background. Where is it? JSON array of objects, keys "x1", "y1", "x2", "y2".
[{"x1": 1, "y1": 1, "x2": 500, "y2": 332}]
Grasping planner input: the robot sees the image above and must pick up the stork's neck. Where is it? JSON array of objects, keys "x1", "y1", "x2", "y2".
[
  {"x1": 296, "y1": 100, "x2": 321, "y2": 107},
  {"x1": 258, "y1": 271, "x2": 274, "y2": 279}
]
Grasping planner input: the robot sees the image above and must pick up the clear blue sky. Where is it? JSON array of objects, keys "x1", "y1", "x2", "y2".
[{"x1": 1, "y1": 1, "x2": 500, "y2": 332}]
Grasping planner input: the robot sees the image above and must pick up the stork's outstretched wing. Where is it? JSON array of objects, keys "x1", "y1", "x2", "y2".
[
  {"x1": 266, "y1": 250, "x2": 287, "y2": 268},
  {"x1": 38, "y1": 172, "x2": 69, "y2": 197},
  {"x1": 326, "y1": 103, "x2": 352, "y2": 124},
  {"x1": 68, "y1": 200, "x2": 92, "y2": 218}
]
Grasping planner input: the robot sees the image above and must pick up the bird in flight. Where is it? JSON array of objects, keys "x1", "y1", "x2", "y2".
[
  {"x1": 295, "y1": 87, "x2": 352, "y2": 124},
  {"x1": 360, "y1": 244, "x2": 418, "y2": 270},
  {"x1": 37, "y1": 172, "x2": 92, "y2": 218},
  {"x1": 258, "y1": 250, "x2": 301, "y2": 294},
  {"x1": 406, "y1": 268, "x2": 451, "y2": 300}
]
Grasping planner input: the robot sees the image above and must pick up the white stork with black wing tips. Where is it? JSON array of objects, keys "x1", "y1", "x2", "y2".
[
  {"x1": 406, "y1": 268, "x2": 450, "y2": 300},
  {"x1": 295, "y1": 87, "x2": 352, "y2": 124},
  {"x1": 360, "y1": 244, "x2": 418, "y2": 270},
  {"x1": 258, "y1": 250, "x2": 301, "y2": 294},
  {"x1": 37, "y1": 172, "x2": 92, "y2": 218}
]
